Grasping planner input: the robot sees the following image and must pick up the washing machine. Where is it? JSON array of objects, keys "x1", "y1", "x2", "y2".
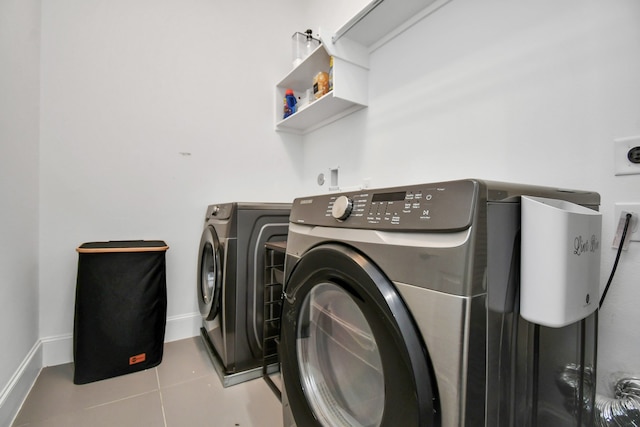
[
  {"x1": 197, "y1": 202, "x2": 290, "y2": 386},
  {"x1": 280, "y1": 179, "x2": 600, "y2": 427}
]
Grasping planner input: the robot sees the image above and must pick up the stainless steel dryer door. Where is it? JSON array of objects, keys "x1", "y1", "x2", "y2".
[
  {"x1": 197, "y1": 225, "x2": 222, "y2": 321},
  {"x1": 280, "y1": 243, "x2": 440, "y2": 427}
]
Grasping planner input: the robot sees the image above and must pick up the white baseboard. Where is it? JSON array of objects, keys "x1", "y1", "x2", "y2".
[
  {"x1": 41, "y1": 312, "x2": 202, "y2": 367},
  {"x1": 0, "y1": 341, "x2": 42, "y2": 427},
  {"x1": 41, "y1": 333, "x2": 73, "y2": 367},
  {"x1": 164, "y1": 312, "x2": 201, "y2": 342}
]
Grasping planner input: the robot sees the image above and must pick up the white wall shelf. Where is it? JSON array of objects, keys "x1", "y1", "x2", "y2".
[
  {"x1": 275, "y1": 43, "x2": 368, "y2": 134},
  {"x1": 333, "y1": 0, "x2": 443, "y2": 49},
  {"x1": 274, "y1": 0, "x2": 449, "y2": 135}
]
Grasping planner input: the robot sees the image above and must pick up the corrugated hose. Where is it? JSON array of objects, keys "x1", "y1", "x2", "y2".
[
  {"x1": 558, "y1": 364, "x2": 640, "y2": 426},
  {"x1": 595, "y1": 378, "x2": 640, "y2": 427}
]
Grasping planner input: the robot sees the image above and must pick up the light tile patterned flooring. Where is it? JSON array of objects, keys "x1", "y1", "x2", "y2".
[{"x1": 11, "y1": 337, "x2": 283, "y2": 427}]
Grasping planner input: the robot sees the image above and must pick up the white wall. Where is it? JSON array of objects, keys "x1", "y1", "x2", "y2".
[
  {"x1": 301, "y1": 0, "x2": 640, "y2": 395},
  {"x1": 0, "y1": 0, "x2": 41, "y2": 422},
  {"x1": 38, "y1": 0, "x2": 307, "y2": 359},
  {"x1": 37, "y1": 0, "x2": 377, "y2": 363}
]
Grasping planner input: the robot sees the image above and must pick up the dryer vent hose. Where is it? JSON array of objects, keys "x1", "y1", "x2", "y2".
[
  {"x1": 558, "y1": 365, "x2": 640, "y2": 426},
  {"x1": 595, "y1": 378, "x2": 640, "y2": 426}
]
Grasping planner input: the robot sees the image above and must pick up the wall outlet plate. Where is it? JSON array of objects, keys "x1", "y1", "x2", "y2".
[
  {"x1": 614, "y1": 135, "x2": 640, "y2": 176},
  {"x1": 614, "y1": 203, "x2": 640, "y2": 244}
]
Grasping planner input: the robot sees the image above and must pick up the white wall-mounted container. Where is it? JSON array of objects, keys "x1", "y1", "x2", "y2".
[{"x1": 520, "y1": 196, "x2": 602, "y2": 328}]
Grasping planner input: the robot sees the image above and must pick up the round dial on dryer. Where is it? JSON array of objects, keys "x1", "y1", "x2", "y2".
[{"x1": 331, "y1": 195, "x2": 353, "y2": 220}]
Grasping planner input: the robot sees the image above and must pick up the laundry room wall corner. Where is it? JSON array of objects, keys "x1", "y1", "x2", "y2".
[{"x1": 0, "y1": 0, "x2": 41, "y2": 424}]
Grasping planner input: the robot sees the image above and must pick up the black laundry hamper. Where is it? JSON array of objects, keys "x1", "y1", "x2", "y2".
[{"x1": 73, "y1": 240, "x2": 169, "y2": 384}]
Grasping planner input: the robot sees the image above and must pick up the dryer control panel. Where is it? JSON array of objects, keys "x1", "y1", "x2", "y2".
[{"x1": 291, "y1": 179, "x2": 479, "y2": 231}]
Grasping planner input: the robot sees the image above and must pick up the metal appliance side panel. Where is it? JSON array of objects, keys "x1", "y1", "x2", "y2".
[
  {"x1": 201, "y1": 315, "x2": 223, "y2": 359},
  {"x1": 482, "y1": 180, "x2": 600, "y2": 206},
  {"x1": 485, "y1": 202, "x2": 521, "y2": 426},
  {"x1": 220, "y1": 236, "x2": 237, "y2": 369},
  {"x1": 235, "y1": 208, "x2": 289, "y2": 359},
  {"x1": 209, "y1": 213, "x2": 236, "y2": 367},
  {"x1": 529, "y1": 313, "x2": 597, "y2": 426},
  {"x1": 486, "y1": 202, "x2": 520, "y2": 314},
  {"x1": 286, "y1": 223, "x2": 478, "y2": 296},
  {"x1": 205, "y1": 203, "x2": 290, "y2": 368},
  {"x1": 235, "y1": 202, "x2": 292, "y2": 211},
  {"x1": 395, "y1": 282, "x2": 486, "y2": 427},
  {"x1": 485, "y1": 199, "x2": 599, "y2": 427}
]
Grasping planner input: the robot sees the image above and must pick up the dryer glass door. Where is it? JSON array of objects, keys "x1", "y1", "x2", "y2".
[
  {"x1": 197, "y1": 225, "x2": 222, "y2": 320},
  {"x1": 201, "y1": 244, "x2": 216, "y2": 303},
  {"x1": 281, "y1": 244, "x2": 439, "y2": 427},
  {"x1": 298, "y1": 282, "x2": 384, "y2": 427}
]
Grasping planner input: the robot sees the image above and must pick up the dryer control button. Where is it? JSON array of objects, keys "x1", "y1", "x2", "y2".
[{"x1": 332, "y1": 196, "x2": 353, "y2": 220}]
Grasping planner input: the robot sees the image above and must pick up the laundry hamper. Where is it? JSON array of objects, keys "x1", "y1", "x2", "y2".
[{"x1": 73, "y1": 240, "x2": 169, "y2": 384}]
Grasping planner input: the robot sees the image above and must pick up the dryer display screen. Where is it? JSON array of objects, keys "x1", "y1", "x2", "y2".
[{"x1": 371, "y1": 191, "x2": 406, "y2": 202}]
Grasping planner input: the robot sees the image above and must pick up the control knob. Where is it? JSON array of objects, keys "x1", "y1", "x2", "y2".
[{"x1": 331, "y1": 195, "x2": 353, "y2": 221}]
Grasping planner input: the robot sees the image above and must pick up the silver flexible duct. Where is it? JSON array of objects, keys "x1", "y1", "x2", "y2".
[
  {"x1": 557, "y1": 364, "x2": 640, "y2": 425},
  {"x1": 595, "y1": 378, "x2": 640, "y2": 427}
]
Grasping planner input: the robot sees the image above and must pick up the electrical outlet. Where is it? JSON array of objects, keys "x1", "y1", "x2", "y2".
[
  {"x1": 614, "y1": 135, "x2": 640, "y2": 176},
  {"x1": 614, "y1": 203, "x2": 640, "y2": 243}
]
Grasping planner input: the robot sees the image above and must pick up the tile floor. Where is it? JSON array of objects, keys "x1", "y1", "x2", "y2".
[{"x1": 11, "y1": 337, "x2": 283, "y2": 427}]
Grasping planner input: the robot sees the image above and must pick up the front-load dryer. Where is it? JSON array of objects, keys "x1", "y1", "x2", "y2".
[
  {"x1": 197, "y1": 202, "x2": 290, "y2": 386},
  {"x1": 280, "y1": 179, "x2": 600, "y2": 427}
]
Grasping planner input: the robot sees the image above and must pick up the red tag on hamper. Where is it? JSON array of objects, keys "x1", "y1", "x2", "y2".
[{"x1": 129, "y1": 353, "x2": 146, "y2": 365}]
